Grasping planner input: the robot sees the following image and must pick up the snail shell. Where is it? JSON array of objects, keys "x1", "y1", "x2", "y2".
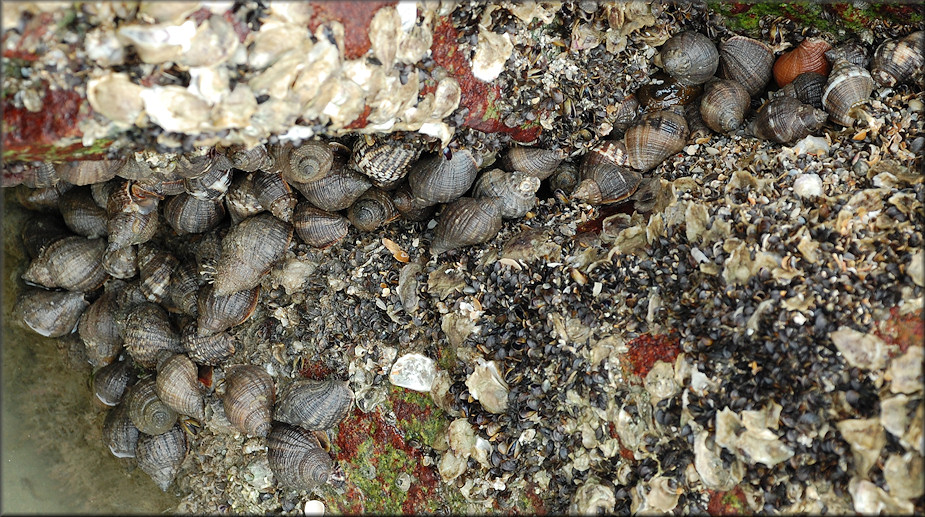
[
  {"x1": 19, "y1": 162, "x2": 60, "y2": 189},
  {"x1": 253, "y1": 171, "x2": 297, "y2": 223},
  {"x1": 58, "y1": 187, "x2": 108, "y2": 239},
  {"x1": 156, "y1": 354, "x2": 204, "y2": 420},
  {"x1": 720, "y1": 35, "x2": 775, "y2": 95},
  {"x1": 391, "y1": 184, "x2": 436, "y2": 222},
  {"x1": 183, "y1": 165, "x2": 232, "y2": 201},
  {"x1": 197, "y1": 284, "x2": 260, "y2": 336},
  {"x1": 102, "y1": 400, "x2": 139, "y2": 458},
  {"x1": 683, "y1": 96, "x2": 712, "y2": 142},
  {"x1": 126, "y1": 378, "x2": 179, "y2": 435},
  {"x1": 212, "y1": 213, "x2": 292, "y2": 296},
  {"x1": 275, "y1": 378, "x2": 354, "y2": 431},
  {"x1": 174, "y1": 150, "x2": 232, "y2": 180},
  {"x1": 225, "y1": 172, "x2": 264, "y2": 224},
  {"x1": 102, "y1": 245, "x2": 138, "y2": 279},
  {"x1": 472, "y1": 169, "x2": 541, "y2": 219},
  {"x1": 822, "y1": 59, "x2": 874, "y2": 127},
  {"x1": 222, "y1": 364, "x2": 275, "y2": 437},
  {"x1": 122, "y1": 302, "x2": 183, "y2": 368},
  {"x1": 137, "y1": 244, "x2": 179, "y2": 304},
  {"x1": 166, "y1": 262, "x2": 200, "y2": 316},
  {"x1": 21, "y1": 213, "x2": 70, "y2": 259},
  {"x1": 293, "y1": 202, "x2": 351, "y2": 249},
  {"x1": 548, "y1": 162, "x2": 580, "y2": 194},
  {"x1": 91, "y1": 180, "x2": 119, "y2": 209},
  {"x1": 700, "y1": 79, "x2": 751, "y2": 134},
  {"x1": 278, "y1": 141, "x2": 334, "y2": 185},
  {"x1": 346, "y1": 188, "x2": 398, "y2": 232},
  {"x1": 500, "y1": 146, "x2": 564, "y2": 180},
  {"x1": 135, "y1": 424, "x2": 187, "y2": 491},
  {"x1": 226, "y1": 143, "x2": 273, "y2": 172},
  {"x1": 431, "y1": 197, "x2": 503, "y2": 255},
  {"x1": 408, "y1": 150, "x2": 479, "y2": 206},
  {"x1": 106, "y1": 181, "x2": 159, "y2": 253},
  {"x1": 290, "y1": 165, "x2": 372, "y2": 213},
  {"x1": 267, "y1": 422, "x2": 332, "y2": 490},
  {"x1": 871, "y1": 31, "x2": 924, "y2": 87},
  {"x1": 54, "y1": 159, "x2": 122, "y2": 186},
  {"x1": 164, "y1": 193, "x2": 226, "y2": 235},
  {"x1": 181, "y1": 322, "x2": 236, "y2": 365},
  {"x1": 352, "y1": 135, "x2": 422, "y2": 188},
  {"x1": 78, "y1": 282, "x2": 126, "y2": 367},
  {"x1": 824, "y1": 41, "x2": 869, "y2": 68},
  {"x1": 93, "y1": 358, "x2": 136, "y2": 407},
  {"x1": 657, "y1": 31, "x2": 719, "y2": 86},
  {"x1": 22, "y1": 235, "x2": 109, "y2": 292},
  {"x1": 15, "y1": 288, "x2": 88, "y2": 338},
  {"x1": 13, "y1": 182, "x2": 73, "y2": 211},
  {"x1": 748, "y1": 96, "x2": 828, "y2": 144},
  {"x1": 773, "y1": 37, "x2": 832, "y2": 87},
  {"x1": 636, "y1": 73, "x2": 704, "y2": 114},
  {"x1": 571, "y1": 162, "x2": 642, "y2": 205},
  {"x1": 117, "y1": 158, "x2": 156, "y2": 181},
  {"x1": 772, "y1": 71, "x2": 827, "y2": 109},
  {"x1": 624, "y1": 109, "x2": 689, "y2": 172}
]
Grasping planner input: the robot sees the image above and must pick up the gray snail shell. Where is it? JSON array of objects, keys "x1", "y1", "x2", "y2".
[
  {"x1": 137, "y1": 243, "x2": 179, "y2": 304},
  {"x1": 22, "y1": 235, "x2": 109, "y2": 292},
  {"x1": 346, "y1": 188, "x2": 398, "y2": 232},
  {"x1": 548, "y1": 162, "x2": 580, "y2": 194},
  {"x1": 106, "y1": 181, "x2": 159, "y2": 253},
  {"x1": 135, "y1": 423, "x2": 188, "y2": 491},
  {"x1": 275, "y1": 378, "x2": 354, "y2": 431},
  {"x1": 165, "y1": 262, "x2": 200, "y2": 316},
  {"x1": 683, "y1": 96, "x2": 712, "y2": 142},
  {"x1": 93, "y1": 358, "x2": 136, "y2": 407},
  {"x1": 472, "y1": 169, "x2": 541, "y2": 219},
  {"x1": 54, "y1": 159, "x2": 122, "y2": 186},
  {"x1": 871, "y1": 31, "x2": 924, "y2": 87},
  {"x1": 197, "y1": 283, "x2": 260, "y2": 336},
  {"x1": 657, "y1": 31, "x2": 719, "y2": 86},
  {"x1": 102, "y1": 245, "x2": 138, "y2": 280},
  {"x1": 719, "y1": 35, "x2": 775, "y2": 96},
  {"x1": 15, "y1": 288, "x2": 88, "y2": 338},
  {"x1": 122, "y1": 302, "x2": 183, "y2": 369},
  {"x1": 822, "y1": 59, "x2": 874, "y2": 127},
  {"x1": 500, "y1": 146, "x2": 565, "y2": 180},
  {"x1": 825, "y1": 41, "x2": 870, "y2": 68},
  {"x1": 18, "y1": 161, "x2": 60, "y2": 189},
  {"x1": 155, "y1": 354, "x2": 204, "y2": 420},
  {"x1": 579, "y1": 140, "x2": 630, "y2": 177},
  {"x1": 78, "y1": 282, "x2": 125, "y2": 367},
  {"x1": 21, "y1": 213, "x2": 71, "y2": 259},
  {"x1": 351, "y1": 135, "x2": 422, "y2": 189},
  {"x1": 700, "y1": 79, "x2": 751, "y2": 134},
  {"x1": 91, "y1": 179, "x2": 119, "y2": 209},
  {"x1": 748, "y1": 96, "x2": 828, "y2": 144},
  {"x1": 183, "y1": 165, "x2": 232, "y2": 201},
  {"x1": 278, "y1": 141, "x2": 334, "y2": 185},
  {"x1": 225, "y1": 172, "x2": 265, "y2": 224},
  {"x1": 391, "y1": 183, "x2": 436, "y2": 222},
  {"x1": 624, "y1": 109, "x2": 689, "y2": 172},
  {"x1": 772, "y1": 72, "x2": 827, "y2": 109},
  {"x1": 13, "y1": 181, "x2": 73, "y2": 211},
  {"x1": 212, "y1": 213, "x2": 292, "y2": 296},
  {"x1": 102, "y1": 399, "x2": 139, "y2": 458},
  {"x1": 267, "y1": 422, "x2": 333, "y2": 490},
  {"x1": 293, "y1": 203, "x2": 351, "y2": 249},
  {"x1": 127, "y1": 377, "x2": 179, "y2": 436},
  {"x1": 174, "y1": 150, "x2": 232, "y2": 180},
  {"x1": 253, "y1": 171, "x2": 297, "y2": 223},
  {"x1": 164, "y1": 193, "x2": 227, "y2": 235},
  {"x1": 222, "y1": 364, "x2": 275, "y2": 437},
  {"x1": 571, "y1": 162, "x2": 643, "y2": 205},
  {"x1": 226, "y1": 143, "x2": 273, "y2": 172},
  {"x1": 431, "y1": 196, "x2": 503, "y2": 255},
  {"x1": 408, "y1": 149, "x2": 479, "y2": 206},
  {"x1": 181, "y1": 322, "x2": 236, "y2": 365},
  {"x1": 58, "y1": 187, "x2": 108, "y2": 238},
  {"x1": 289, "y1": 163, "x2": 372, "y2": 212}
]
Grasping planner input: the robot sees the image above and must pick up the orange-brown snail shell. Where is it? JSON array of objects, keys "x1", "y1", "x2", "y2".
[{"x1": 773, "y1": 37, "x2": 832, "y2": 87}]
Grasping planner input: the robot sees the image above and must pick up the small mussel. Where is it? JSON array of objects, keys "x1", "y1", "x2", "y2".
[
  {"x1": 275, "y1": 378, "x2": 354, "y2": 431},
  {"x1": 636, "y1": 73, "x2": 704, "y2": 114},
  {"x1": 431, "y1": 197, "x2": 503, "y2": 255},
  {"x1": 293, "y1": 203, "x2": 351, "y2": 249},
  {"x1": 197, "y1": 284, "x2": 260, "y2": 336},
  {"x1": 93, "y1": 358, "x2": 136, "y2": 407},
  {"x1": 156, "y1": 353, "x2": 204, "y2": 420},
  {"x1": 15, "y1": 288, "x2": 88, "y2": 338},
  {"x1": 657, "y1": 31, "x2": 719, "y2": 86},
  {"x1": 135, "y1": 424, "x2": 188, "y2": 491},
  {"x1": 102, "y1": 400, "x2": 139, "y2": 458},
  {"x1": 222, "y1": 364, "x2": 275, "y2": 437},
  {"x1": 346, "y1": 188, "x2": 399, "y2": 232},
  {"x1": 870, "y1": 31, "x2": 924, "y2": 87},
  {"x1": 267, "y1": 422, "x2": 333, "y2": 491},
  {"x1": 122, "y1": 303, "x2": 183, "y2": 369},
  {"x1": 212, "y1": 213, "x2": 292, "y2": 296},
  {"x1": 700, "y1": 79, "x2": 750, "y2": 134},
  {"x1": 408, "y1": 150, "x2": 479, "y2": 206},
  {"x1": 126, "y1": 377, "x2": 179, "y2": 436},
  {"x1": 472, "y1": 169, "x2": 541, "y2": 219},
  {"x1": 748, "y1": 96, "x2": 828, "y2": 144},
  {"x1": 22, "y1": 236, "x2": 109, "y2": 292},
  {"x1": 501, "y1": 146, "x2": 565, "y2": 180},
  {"x1": 351, "y1": 135, "x2": 422, "y2": 188}
]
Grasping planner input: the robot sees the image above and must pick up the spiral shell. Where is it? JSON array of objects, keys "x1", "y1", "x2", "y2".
[
  {"x1": 548, "y1": 162, "x2": 580, "y2": 194},
  {"x1": 700, "y1": 79, "x2": 750, "y2": 134},
  {"x1": 267, "y1": 422, "x2": 332, "y2": 490},
  {"x1": 871, "y1": 31, "x2": 924, "y2": 87},
  {"x1": 472, "y1": 169, "x2": 541, "y2": 219},
  {"x1": 19, "y1": 162, "x2": 60, "y2": 189},
  {"x1": 612, "y1": 95, "x2": 641, "y2": 134},
  {"x1": 352, "y1": 135, "x2": 422, "y2": 188},
  {"x1": 822, "y1": 59, "x2": 874, "y2": 127},
  {"x1": 279, "y1": 141, "x2": 334, "y2": 184},
  {"x1": 683, "y1": 96, "x2": 712, "y2": 142},
  {"x1": 225, "y1": 172, "x2": 264, "y2": 224},
  {"x1": 22, "y1": 235, "x2": 108, "y2": 292},
  {"x1": 94, "y1": 358, "x2": 136, "y2": 407},
  {"x1": 212, "y1": 213, "x2": 292, "y2": 296},
  {"x1": 78, "y1": 282, "x2": 125, "y2": 367},
  {"x1": 275, "y1": 378, "x2": 354, "y2": 431},
  {"x1": 346, "y1": 188, "x2": 398, "y2": 232},
  {"x1": 183, "y1": 165, "x2": 232, "y2": 201},
  {"x1": 135, "y1": 424, "x2": 187, "y2": 491},
  {"x1": 58, "y1": 187, "x2": 108, "y2": 238},
  {"x1": 289, "y1": 166, "x2": 372, "y2": 212},
  {"x1": 156, "y1": 354, "x2": 204, "y2": 420},
  {"x1": 102, "y1": 245, "x2": 138, "y2": 279},
  {"x1": 773, "y1": 72, "x2": 827, "y2": 109},
  {"x1": 571, "y1": 162, "x2": 643, "y2": 205},
  {"x1": 181, "y1": 322, "x2": 236, "y2": 365},
  {"x1": 431, "y1": 197, "x2": 503, "y2": 255},
  {"x1": 720, "y1": 35, "x2": 774, "y2": 96},
  {"x1": 773, "y1": 37, "x2": 832, "y2": 88},
  {"x1": 253, "y1": 171, "x2": 297, "y2": 223},
  {"x1": 102, "y1": 400, "x2": 139, "y2": 458},
  {"x1": 636, "y1": 73, "x2": 704, "y2": 114},
  {"x1": 175, "y1": 150, "x2": 232, "y2": 180},
  {"x1": 127, "y1": 378, "x2": 178, "y2": 435},
  {"x1": 166, "y1": 262, "x2": 200, "y2": 316},
  {"x1": 624, "y1": 109, "x2": 689, "y2": 172},
  {"x1": 500, "y1": 146, "x2": 564, "y2": 180},
  {"x1": 54, "y1": 159, "x2": 122, "y2": 186},
  {"x1": 293, "y1": 203, "x2": 351, "y2": 249},
  {"x1": 748, "y1": 96, "x2": 828, "y2": 144},
  {"x1": 408, "y1": 150, "x2": 479, "y2": 206},
  {"x1": 226, "y1": 143, "x2": 273, "y2": 172},
  {"x1": 15, "y1": 288, "x2": 88, "y2": 338},
  {"x1": 13, "y1": 182, "x2": 73, "y2": 211},
  {"x1": 222, "y1": 364, "x2": 275, "y2": 437},
  {"x1": 123, "y1": 302, "x2": 183, "y2": 368},
  {"x1": 657, "y1": 31, "x2": 719, "y2": 86},
  {"x1": 197, "y1": 284, "x2": 260, "y2": 336},
  {"x1": 164, "y1": 193, "x2": 226, "y2": 235},
  {"x1": 391, "y1": 184, "x2": 436, "y2": 222},
  {"x1": 137, "y1": 244, "x2": 179, "y2": 304},
  {"x1": 106, "y1": 181, "x2": 159, "y2": 253},
  {"x1": 824, "y1": 42, "x2": 869, "y2": 68},
  {"x1": 21, "y1": 213, "x2": 70, "y2": 259}
]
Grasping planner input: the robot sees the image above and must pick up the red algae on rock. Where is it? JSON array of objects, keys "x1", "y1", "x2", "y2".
[{"x1": 621, "y1": 332, "x2": 681, "y2": 380}]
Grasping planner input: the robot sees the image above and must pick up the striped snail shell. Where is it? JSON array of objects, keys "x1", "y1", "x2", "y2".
[
  {"x1": 871, "y1": 30, "x2": 924, "y2": 87},
  {"x1": 21, "y1": 213, "x2": 70, "y2": 259},
  {"x1": 346, "y1": 188, "x2": 398, "y2": 232},
  {"x1": 197, "y1": 284, "x2": 260, "y2": 336},
  {"x1": 291, "y1": 166, "x2": 372, "y2": 213},
  {"x1": 278, "y1": 141, "x2": 334, "y2": 185},
  {"x1": 58, "y1": 187, "x2": 108, "y2": 239},
  {"x1": 431, "y1": 196, "x2": 503, "y2": 255},
  {"x1": 772, "y1": 72, "x2": 827, "y2": 109},
  {"x1": 13, "y1": 182, "x2": 74, "y2": 213},
  {"x1": 183, "y1": 165, "x2": 232, "y2": 201},
  {"x1": 135, "y1": 424, "x2": 188, "y2": 491},
  {"x1": 174, "y1": 149, "x2": 231, "y2": 180},
  {"x1": 612, "y1": 94, "x2": 641, "y2": 135},
  {"x1": 106, "y1": 181, "x2": 159, "y2": 253},
  {"x1": 275, "y1": 378, "x2": 354, "y2": 431},
  {"x1": 15, "y1": 288, "x2": 88, "y2": 338},
  {"x1": 225, "y1": 172, "x2": 265, "y2": 224},
  {"x1": 472, "y1": 169, "x2": 541, "y2": 219},
  {"x1": 93, "y1": 358, "x2": 136, "y2": 407},
  {"x1": 126, "y1": 377, "x2": 179, "y2": 436},
  {"x1": 253, "y1": 171, "x2": 297, "y2": 223},
  {"x1": 351, "y1": 135, "x2": 422, "y2": 189},
  {"x1": 212, "y1": 213, "x2": 292, "y2": 296},
  {"x1": 78, "y1": 282, "x2": 126, "y2": 367},
  {"x1": 773, "y1": 37, "x2": 832, "y2": 88},
  {"x1": 54, "y1": 159, "x2": 122, "y2": 186},
  {"x1": 18, "y1": 161, "x2": 60, "y2": 189},
  {"x1": 391, "y1": 184, "x2": 436, "y2": 222},
  {"x1": 267, "y1": 422, "x2": 333, "y2": 490},
  {"x1": 822, "y1": 58, "x2": 874, "y2": 127},
  {"x1": 683, "y1": 97, "x2": 711, "y2": 142},
  {"x1": 122, "y1": 302, "x2": 183, "y2": 369},
  {"x1": 500, "y1": 146, "x2": 565, "y2": 180},
  {"x1": 748, "y1": 96, "x2": 828, "y2": 144},
  {"x1": 91, "y1": 179, "x2": 118, "y2": 209},
  {"x1": 226, "y1": 143, "x2": 273, "y2": 172},
  {"x1": 700, "y1": 79, "x2": 751, "y2": 134},
  {"x1": 657, "y1": 31, "x2": 719, "y2": 86},
  {"x1": 22, "y1": 235, "x2": 109, "y2": 292},
  {"x1": 165, "y1": 262, "x2": 200, "y2": 316},
  {"x1": 408, "y1": 150, "x2": 479, "y2": 206},
  {"x1": 624, "y1": 109, "x2": 689, "y2": 172},
  {"x1": 164, "y1": 192, "x2": 226, "y2": 235},
  {"x1": 824, "y1": 41, "x2": 870, "y2": 68},
  {"x1": 293, "y1": 203, "x2": 351, "y2": 249},
  {"x1": 222, "y1": 364, "x2": 275, "y2": 437},
  {"x1": 102, "y1": 245, "x2": 138, "y2": 280},
  {"x1": 102, "y1": 400, "x2": 139, "y2": 459},
  {"x1": 548, "y1": 162, "x2": 580, "y2": 194},
  {"x1": 719, "y1": 35, "x2": 775, "y2": 96},
  {"x1": 137, "y1": 243, "x2": 179, "y2": 304},
  {"x1": 181, "y1": 322, "x2": 236, "y2": 365},
  {"x1": 571, "y1": 162, "x2": 643, "y2": 205},
  {"x1": 156, "y1": 353, "x2": 204, "y2": 420}
]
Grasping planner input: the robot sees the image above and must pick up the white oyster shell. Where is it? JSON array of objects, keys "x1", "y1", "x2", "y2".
[
  {"x1": 471, "y1": 29, "x2": 513, "y2": 82},
  {"x1": 644, "y1": 360, "x2": 679, "y2": 404},
  {"x1": 569, "y1": 478, "x2": 616, "y2": 515},
  {"x1": 849, "y1": 477, "x2": 914, "y2": 514},
  {"x1": 715, "y1": 405, "x2": 794, "y2": 467},
  {"x1": 465, "y1": 360, "x2": 509, "y2": 414},
  {"x1": 883, "y1": 452, "x2": 924, "y2": 500},
  {"x1": 888, "y1": 345, "x2": 923, "y2": 394},
  {"x1": 836, "y1": 417, "x2": 886, "y2": 476},
  {"x1": 829, "y1": 327, "x2": 888, "y2": 370},
  {"x1": 87, "y1": 72, "x2": 145, "y2": 128}
]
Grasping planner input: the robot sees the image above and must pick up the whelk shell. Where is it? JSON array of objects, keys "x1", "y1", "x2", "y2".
[
  {"x1": 212, "y1": 213, "x2": 292, "y2": 296},
  {"x1": 773, "y1": 37, "x2": 832, "y2": 87},
  {"x1": 156, "y1": 354, "x2": 204, "y2": 420},
  {"x1": 293, "y1": 203, "x2": 351, "y2": 249},
  {"x1": 748, "y1": 96, "x2": 828, "y2": 144},
  {"x1": 22, "y1": 235, "x2": 109, "y2": 292},
  {"x1": 275, "y1": 378, "x2": 354, "y2": 431},
  {"x1": 15, "y1": 288, "x2": 88, "y2": 338},
  {"x1": 126, "y1": 377, "x2": 178, "y2": 436},
  {"x1": 720, "y1": 35, "x2": 774, "y2": 96},
  {"x1": 657, "y1": 31, "x2": 719, "y2": 86},
  {"x1": 431, "y1": 197, "x2": 503, "y2": 255},
  {"x1": 135, "y1": 424, "x2": 187, "y2": 491},
  {"x1": 222, "y1": 364, "x2": 275, "y2": 437},
  {"x1": 267, "y1": 422, "x2": 333, "y2": 490}
]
